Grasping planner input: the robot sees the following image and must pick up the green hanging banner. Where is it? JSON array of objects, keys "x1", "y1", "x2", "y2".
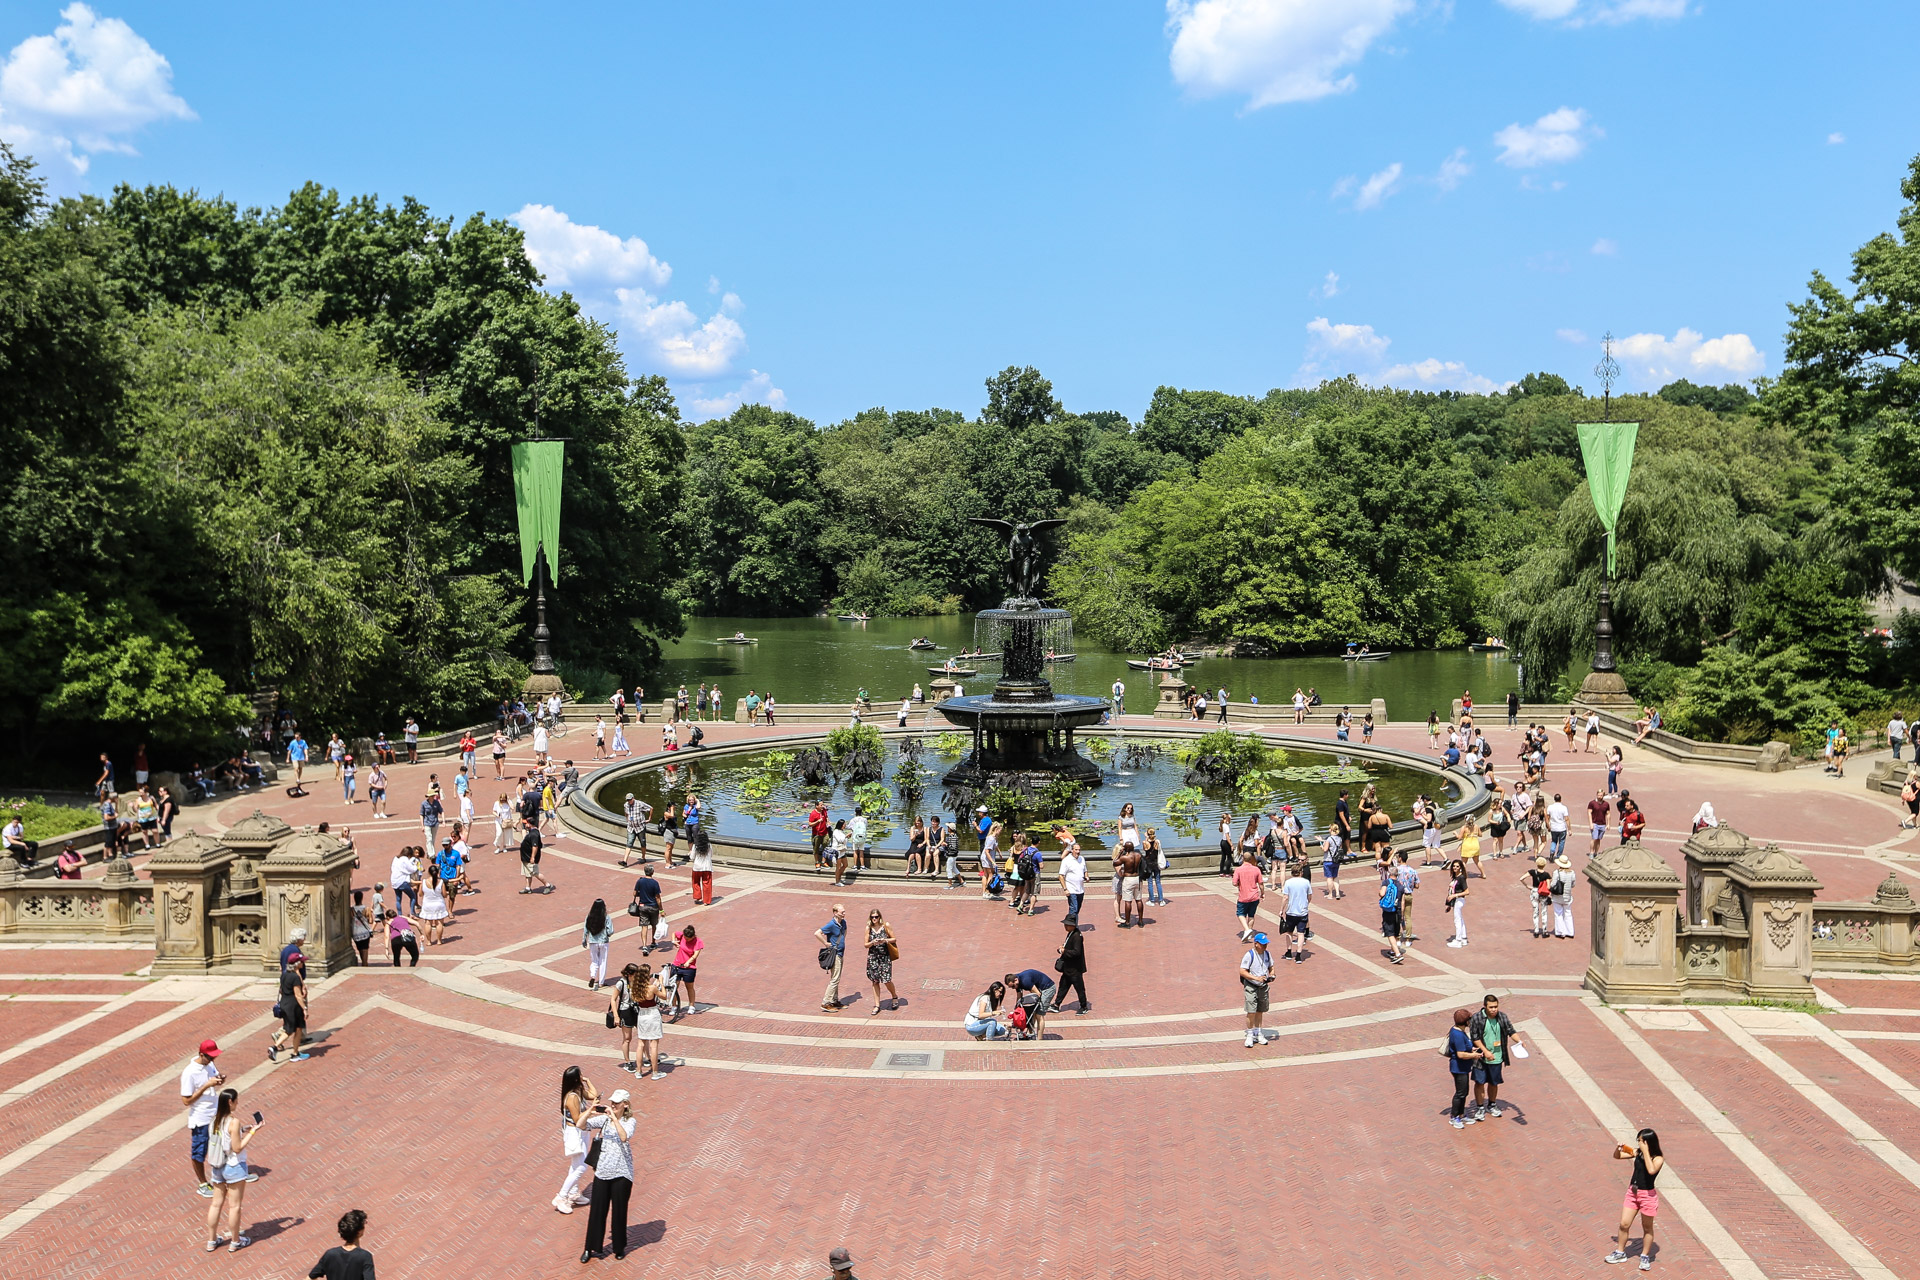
[
  {"x1": 1575, "y1": 421, "x2": 1638, "y2": 576},
  {"x1": 511, "y1": 441, "x2": 566, "y2": 585}
]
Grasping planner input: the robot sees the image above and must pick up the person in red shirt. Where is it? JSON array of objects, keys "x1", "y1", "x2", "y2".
[
  {"x1": 1619, "y1": 799, "x2": 1646, "y2": 846},
  {"x1": 808, "y1": 804, "x2": 831, "y2": 870},
  {"x1": 1232, "y1": 852, "x2": 1264, "y2": 942},
  {"x1": 1586, "y1": 789, "x2": 1612, "y2": 856}
]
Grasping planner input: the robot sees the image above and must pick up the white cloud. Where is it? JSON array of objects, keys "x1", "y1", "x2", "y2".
[
  {"x1": 1587, "y1": 0, "x2": 1686, "y2": 22},
  {"x1": 1304, "y1": 316, "x2": 1390, "y2": 363},
  {"x1": 1353, "y1": 161, "x2": 1403, "y2": 210},
  {"x1": 1499, "y1": 0, "x2": 1685, "y2": 22},
  {"x1": 1556, "y1": 327, "x2": 1589, "y2": 345},
  {"x1": 0, "y1": 3, "x2": 192, "y2": 179},
  {"x1": 512, "y1": 203, "x2": 671, "y2": 291},
  {"x1": 1494, "y1": 107, "x2": 1596, "y2": 167},
  {"x1": 1299, "y1": 316, "x2": 1502, "y2": 391},
  {"x1": 1166, "y1": 0, "x2": 1412, "y2": 110},
  {"x1": 1614, "y1": 328, "x2": 1764, "y2": 385},
  {"x1": 1381, "y1": 358, "x2": 1504, "y2": 394},
  {"x1": 1497, "y1": 0, "x2": 1578, "y2": 16},
  {"x1": 1827, "y1": 131, "x2": 1845, "y2": 145},
  {"x1": 1435, "y1": 147, "x2": 1471, "y2": 192},
  {"x1": 1316, "y1": 270, "x2": 1341, "y2": 298},
  {"x1": 688, "y1": 370, "x2": 787, "y2": 419},
  {"x1": 511, "y1": 204, "x2": 753, "y2": 379},
  {"x1": 1329, "y1": 174, "x2": 1356, "y2": 200},
  {"x1": 1591, "y1": 237, "x2": 1618, "y2": 255}
]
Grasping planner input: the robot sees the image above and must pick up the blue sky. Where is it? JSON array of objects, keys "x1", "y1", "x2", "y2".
[{"x1": 1, "y1": 1, "x2": 1914, "y2": 423}]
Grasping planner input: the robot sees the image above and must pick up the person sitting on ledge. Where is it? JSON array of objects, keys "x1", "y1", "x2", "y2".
[{"x1": 1632, "y1": 706, "x2": 1660, "y2": 745}]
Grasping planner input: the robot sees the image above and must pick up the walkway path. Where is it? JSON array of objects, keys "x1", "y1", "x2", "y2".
[{"x1": 5, "y1": 713, "x2": 1919, "y2": 1276}]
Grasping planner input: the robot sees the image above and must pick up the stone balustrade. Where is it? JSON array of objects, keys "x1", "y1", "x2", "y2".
[
  {"x1": 0, "y1": 853, "x2": 153, "y2": 938},
  {"x1": 1584, "y1": 825, "x2": 1832, "y2": 1003}
]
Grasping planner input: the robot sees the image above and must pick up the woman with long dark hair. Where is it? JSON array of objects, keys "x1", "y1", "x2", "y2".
[
  {"x1": 608, "y1": 963, "x2": 641, "y2": 1073},
  {"x1": 202, "y1": 1087, "x2": 262, "y2": 1253},
  {"x1": 553, "y1": 1065, "x2": 597, "y2": 1213},
  {"x1": 582, "y1": 899, "x2": 613, "y2": 990},
  {"x1": 633, "y1": 964, "x2": 666, "y2": 1079},
  {"x1": 1607, "y1": 1128, "x2": 1665, "y2": 1268},
  {"x1": 667, "y1": 924, "x2": 702, "y2": 1020}
]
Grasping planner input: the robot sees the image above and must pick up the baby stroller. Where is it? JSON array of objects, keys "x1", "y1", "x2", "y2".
[{"x1": 1008, "y1": 989, "x2": 1047, "y2": 1041}]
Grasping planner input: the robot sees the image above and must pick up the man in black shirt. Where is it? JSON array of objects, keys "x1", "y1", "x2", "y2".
[
  {"x1": 519, "y1": 826, "x2": 552, "y2": 894},
  {"x1": 632, "y1": 864, "x2": 663, "y2": 953},
  {"x1": 269, "y1": 953, "x2": 309, "y2": 1062},
  {"x1": 1334, "y1": 790, "x2": 1353, "y2": 851}
]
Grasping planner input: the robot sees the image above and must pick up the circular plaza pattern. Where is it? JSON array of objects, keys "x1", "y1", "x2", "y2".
[{"x1": 6, "y1": 712, "x2": 1920, "y2": 1279}]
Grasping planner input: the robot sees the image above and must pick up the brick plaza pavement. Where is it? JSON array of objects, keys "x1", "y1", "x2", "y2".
[{"x1": 4, "y1": 714, "x2": 1920, "y2": 1277}]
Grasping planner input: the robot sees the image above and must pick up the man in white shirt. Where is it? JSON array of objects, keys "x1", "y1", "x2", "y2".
[
  {"x1": 1281, "y1": 866, "x2": 1313, "y2": 963},
  {"x1": 1110, "y1": 679, "x2": 1124, "y2": 716},
  {"x1": 181, "y1": 1038, "x2": 227, "y2": 1196},
  {"x1": 1547, "y1": 793, "x2": 1571, "y2": 859},
  {"x1": 1056, "y1": 832, "x2": 1087, "y2": 923},
  {"x1": 1891, "y1": 715, "x2": 1909, "y2": 762},
  {"x1": 391, "y1": 849, "x2": 420, "y2": 916}
]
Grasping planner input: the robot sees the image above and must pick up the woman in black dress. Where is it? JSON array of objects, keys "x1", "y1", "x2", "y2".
[{"x1": 1055, "y1": 920, "x2": 1089, "y2": 1013}]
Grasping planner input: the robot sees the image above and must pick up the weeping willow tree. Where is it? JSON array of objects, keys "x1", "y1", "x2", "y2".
[{"x1": 1497, "y1": 451, "x2": 1783, "y2": 694}]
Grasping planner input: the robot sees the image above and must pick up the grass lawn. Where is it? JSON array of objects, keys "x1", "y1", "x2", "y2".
[{"x1": 4, "y1": 797, "x2": 102, "y2": 841}]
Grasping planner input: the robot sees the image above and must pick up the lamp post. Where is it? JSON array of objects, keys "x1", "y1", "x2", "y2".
[
  {"x1": 513, "y1": 440, "x2": 567, "y2": 699},
  {"x1": 1575, "y1": 335, "x2": 1637, "y2": 708}
]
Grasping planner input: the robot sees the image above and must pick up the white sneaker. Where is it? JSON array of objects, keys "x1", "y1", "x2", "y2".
[
  {"x1": 1446, "y1": 939, "x2": 1466, "y2": 948},
  {"x1": 1244, "y1": 1030, "x2": 1255, "y2": 1047},
  {"x1": 553, "y1": 1196, "x2": 574, "y2": 1214}
]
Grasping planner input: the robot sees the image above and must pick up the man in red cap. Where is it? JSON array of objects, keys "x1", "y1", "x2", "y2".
[{"x1": 181, "y1": 1038, "x2": 225, "y2": 1196}]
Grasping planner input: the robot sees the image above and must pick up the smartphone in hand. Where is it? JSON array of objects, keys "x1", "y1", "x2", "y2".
[{"x1": 252, "y1": 1111, "x2": 264, "y2": 1125}]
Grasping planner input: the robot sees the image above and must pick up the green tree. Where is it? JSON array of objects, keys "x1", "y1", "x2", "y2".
[
  {"x1": 1497, "y1": 452, "x2": 1784, "y2": 690},
  {"x1": 130, "y1": 300, "x2": 522, "y2": 728},
  {"x1": 1137, "y1": 386, "x2": 1262, "y2": 463}
]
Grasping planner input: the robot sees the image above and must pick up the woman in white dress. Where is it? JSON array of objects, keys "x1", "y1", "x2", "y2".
[
  {"x1": 553, "y1": 1066, "x2": 597, "y2": 1214},
  {"x1": 492, "y1": 792, "x2": 515, "y2": 851},
  {"x1": 632, "y1": 964, "x2": 666, "y2": 1079},
  {"x1": 610, "y1": 720, "x2": 629, "y2": 757},
  {"x1": 1115, "y1": 802, "x2": 1141, "y2": 859},
  {"x1": 418, "y1": 866, "x2": 451, "y2": 945}
]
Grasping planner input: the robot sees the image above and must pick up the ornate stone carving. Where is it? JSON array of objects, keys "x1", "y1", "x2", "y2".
[
  {"x1": 1626, "y1": 898, "x2": 1660, "y2": 945},
  {"x1": 165, "y1": 885, "x2": 195, "y2": 925},
  {"x1": 1873, "y1": 873, "x2": 1915, "y2": 909},
  {"x1": 1765, "y1": 900, "x2": 1799, "y2": 953},
  {"x1": 1686, "y1": 940, "x2": 1721, "y2": 973},
  {"x1": 284, "y1": 887, "x2": 311, "y2": 925}
]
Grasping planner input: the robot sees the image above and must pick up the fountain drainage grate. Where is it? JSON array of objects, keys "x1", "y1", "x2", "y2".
[{"x1": 874, "y1": 1049, "x2": 945, "y2": 1071}]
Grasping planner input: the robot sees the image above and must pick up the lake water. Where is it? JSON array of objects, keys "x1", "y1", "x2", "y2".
[{"x1": 657, "y1": 615, "x2": 1518, "y2": 722}]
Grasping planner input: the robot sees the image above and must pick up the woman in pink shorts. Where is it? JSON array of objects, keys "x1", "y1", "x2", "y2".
[{"x1": 1606, "y1": 1128, "x2": 1664, "y2": 1270}]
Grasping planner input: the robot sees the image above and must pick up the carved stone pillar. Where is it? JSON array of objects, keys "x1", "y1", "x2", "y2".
[
  {"x1": 1726, "y1": 842, "x2": 1823, "y2": 1001},
  {"x1": 1680, "y1": 824, "x2": 1751, "y2": 925},
  {"x1": 258, "y1": 827, "x2": 359, "y2": 979},
  {"x1": 1583, "y1": 840, "x2": 1684, "y2": 1004},
  {"x1": 146, "y1": 832, "x2": 234, "y2": 974},
  {"x1": 1153, "y1": 671, "x2": 1190, "y2": 720}
]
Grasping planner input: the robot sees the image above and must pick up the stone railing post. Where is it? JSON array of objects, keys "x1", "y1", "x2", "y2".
[
  {"x1": 1680, "y1": 824, "x2": 1751, "y2": 925},
  {"x1": 1583, "y1": 840, "x2": 1684, "y2": 1004},
  {"x1": 1153, "y1": 671, "x2": 1190, "y2": 720},
  {"x1": 1727, "y1": 841, "x2": 1823, "y2": 1001},
  {"x1": 259, "y1": 827, "x2": 360, "y2": 979},
  {"x1": 1370, "y1": 697, "x2": 1388, "y2": 727},
  {"x1": 147, "y1": 831, "x2": 234, "y2": 974}
]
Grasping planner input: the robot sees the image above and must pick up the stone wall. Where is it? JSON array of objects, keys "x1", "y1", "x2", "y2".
[{"x1": 1582, "y1": 825, "x2": 1919, "y2": 1002}]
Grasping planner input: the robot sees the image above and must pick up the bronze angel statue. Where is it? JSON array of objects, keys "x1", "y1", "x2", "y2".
[{"x1": 969, "y1": 517, "x2": 1065, "y2": 601}]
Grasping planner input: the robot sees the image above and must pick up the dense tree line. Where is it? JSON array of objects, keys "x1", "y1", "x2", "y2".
[
  {"x1": 0, "y1": 147, "x2": 680, "y2": 773},
  {"x1": 11, "y1": 146, "x2": 1920, "y2": 766}
]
